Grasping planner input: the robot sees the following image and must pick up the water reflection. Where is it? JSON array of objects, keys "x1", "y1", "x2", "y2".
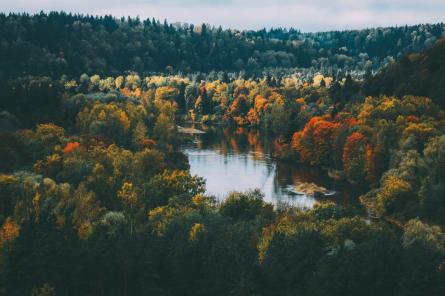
[{"x1": 181, "y1": 124, "x2": 362, "y2": 208}]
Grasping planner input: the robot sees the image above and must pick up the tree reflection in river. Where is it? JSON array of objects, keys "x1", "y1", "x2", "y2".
[{"x1": 181, "y1": 124, "x2": 363, "y2": 208}]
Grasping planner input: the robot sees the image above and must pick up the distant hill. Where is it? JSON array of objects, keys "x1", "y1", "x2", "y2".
[
  {"x1": 364, "y1": 39, "x2": 445, "y2": 106},
  {"x1": 0, "y1": 12, "x2": 444, "y2": 77}
]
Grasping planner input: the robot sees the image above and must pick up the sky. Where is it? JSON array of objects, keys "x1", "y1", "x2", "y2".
[{"x1": 3, "y1": 0, "x2": 445, "y2": 32}]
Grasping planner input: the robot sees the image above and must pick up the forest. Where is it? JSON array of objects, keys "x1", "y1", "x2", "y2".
[
  {"x1": 1, "y1": 12, "x2": 444, "y2": 77},
  {"x1": 1, "y1": 12, "x2": 445, "y2": 296}
]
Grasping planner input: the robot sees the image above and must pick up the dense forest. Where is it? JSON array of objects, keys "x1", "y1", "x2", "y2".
[
  {"x1": 0, "y1": 12, "x2": 444, "y2": 77},
  {"x1": 364, "y1": 38, "x2": 445, "y2": 106},
  {"x1": 1, "y1": 12, "x2": 445, "y2": 296}
]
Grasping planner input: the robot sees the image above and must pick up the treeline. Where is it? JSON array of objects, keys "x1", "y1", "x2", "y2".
[{"x1": 0, "y1": 12, "x2": 444, "y2": 78}]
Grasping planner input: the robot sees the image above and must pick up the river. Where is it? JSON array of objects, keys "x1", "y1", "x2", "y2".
[{"x1": 181, "y1": 124, "x2": 362, "y2": 209}]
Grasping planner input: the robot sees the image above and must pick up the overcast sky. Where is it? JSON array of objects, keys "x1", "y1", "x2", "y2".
[{"x1": 3, "y1": 0, "x2": 445, "y2": 32}]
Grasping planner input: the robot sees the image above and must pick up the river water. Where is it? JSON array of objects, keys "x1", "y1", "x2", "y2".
[{"x1": 181, "y1": 125, "x2": 361, "y2": 209}]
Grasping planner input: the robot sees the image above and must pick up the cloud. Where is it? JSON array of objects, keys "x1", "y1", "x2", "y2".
[{"x1": 3, "y1": 0, "x2": 445, "y2": 31}]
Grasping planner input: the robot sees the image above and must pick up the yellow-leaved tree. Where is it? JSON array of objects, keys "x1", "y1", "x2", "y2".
[{"x1": 118, "y1": 182, "x2": 138, "y2": 235}]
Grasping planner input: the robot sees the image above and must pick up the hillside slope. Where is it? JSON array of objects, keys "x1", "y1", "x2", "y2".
[
  {"x1": 0, "y1": 12, "x2": 443, "y2": 77},
  {"x1": 365, "y1": 39, "x2": 445, "y2": 106}
]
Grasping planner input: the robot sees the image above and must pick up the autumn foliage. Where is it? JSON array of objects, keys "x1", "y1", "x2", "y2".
[
  {"x1": 292, "y1": 117, "x2": 340, "y2": 166},
  {"x1": 342, "y1": 132, "x2": 367, "y2": 171},
  {"x1": 342, "y1": 132, "x2": 368, "y2": 182},
  {"x1": 0, "y1": 218, "x2": 19, "y2": 247},
  {"x1": 63, "y1": 142, "x2": 81, "y2": 154}
]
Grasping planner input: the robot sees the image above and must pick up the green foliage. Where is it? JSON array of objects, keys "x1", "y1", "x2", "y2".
[
  {"x1": 311, "y1": 202, "x2": 361, "y2": 221},
  {"x1": 377, "y1": 175, "x2": 415, "y2": 216},
  {"x1": 260, "y1": 222, "x2": 325, "y2": 295},
  {"x1": 311, "y1": 218, "x2": 401, "y2": 296},
  {"x1": 220, "y1": 189, "x2": 274, "y2": 222},
  {"x1": 365, "y1": 39, "x2": 445, "y2": 106},
  {"x1": 399, "y1": 219, "x2": 445, "y2": 295},
  {"x1": 143, "y1": 170, "x2": 206, "y2": 208}
]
